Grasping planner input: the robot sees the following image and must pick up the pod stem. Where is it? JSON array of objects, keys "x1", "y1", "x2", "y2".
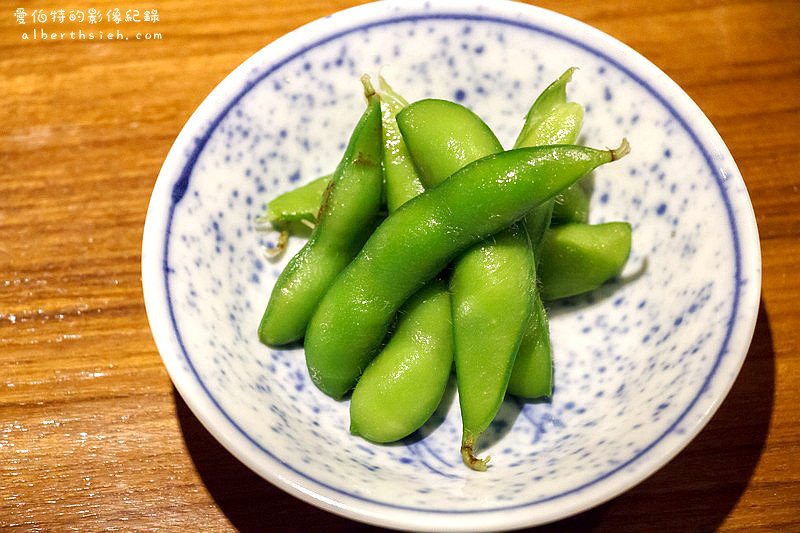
[
  {"x1": 360, "y1": 73, "x2": 377, "y2": 102},
  {"x1": 610, "y1": 138, "x2": 631, "y2": 161},
  {"x1": 263, "y1": 229, "x2": 289, "y2": 258},
  {"x1": 461, "y1": 434, "x2": 490, "y2": 472}
]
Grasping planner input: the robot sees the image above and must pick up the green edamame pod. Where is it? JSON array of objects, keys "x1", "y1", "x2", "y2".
[
  {"x1": 305, "y1": 142, "x2": 628, "y2": 400},
  {"x1": 350, "y1": 279, "x2": 453, "y2": 442},
  {"x1": 514, "y1": 68, "x2": 588, "y2": 226},
  {"x1": 514, "y1": 68, "x2": 583, "y2": 148},
  {"x1": 262, "y1": 158, "x2": 586, "y2": 229},
  {"x1": 263, "y1": 175, "x2": 331, "y2": 224},
  {"x1": 270, "y1": 76, "x2": 425, "y2": 227},
  {"x1": 378, "y1": 77, "x2": 426, "y2": 210},
  {"x1": 258, "y1": 79, "x2": 383, "y2": 345},
  {"x1": 539, "y1": 222, "x2": 632, "y2": 300},
  {"x1": 395, "y1": 99, "x2": 502, "y2": 188},
  {"x1": 523, "y1": 199, "x2": 555, "y2": 252},
  {"x1": 515, "y1": 67, "x2": 585, "y2": 229},
  {"x1": 398, "y1": 98, "x2": 535, "y2": 471},
  {"x1": 349, "y1": 79, "x2": 453, "y2": 442},
  {"x1": 507, "y1": 292, "x2": 552, "y2": 398},
  {"x1": 507, "y1": 69, "x2": 585, "y2": 402},
  {"x1": 551, "y1": 182, "x2": 590, "y2": 224},
  {"x1": 262, "y1": 79, "x2": 428, "y2": 228},
  {"x1": 451, "y1": 224, "x2": 535, "y2": 470}
]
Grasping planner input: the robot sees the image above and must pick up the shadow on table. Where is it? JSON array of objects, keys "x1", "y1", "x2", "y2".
[
  {"x1": 533, "y1": 299, "x2": 776, "y2": 532},
  {"x1": 173, "y1": 392, "x2": 384, "y2": 532},
  {"x1": 175, "y1": 301, "x2": 774, "y2": 533}
]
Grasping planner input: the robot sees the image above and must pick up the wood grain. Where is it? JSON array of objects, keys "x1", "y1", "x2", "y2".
[{"x1": 1, "y1": 0, "x2": 799, "y2": 530}]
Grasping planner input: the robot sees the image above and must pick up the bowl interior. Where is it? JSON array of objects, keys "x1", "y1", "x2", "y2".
[{"x1": 144, "y1": 1, "x2": 760, "y2": 529}]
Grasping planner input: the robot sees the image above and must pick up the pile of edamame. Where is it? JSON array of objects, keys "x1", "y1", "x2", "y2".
[{"x1": 258, "y1": 70, "x2": 632, "y2": 471}]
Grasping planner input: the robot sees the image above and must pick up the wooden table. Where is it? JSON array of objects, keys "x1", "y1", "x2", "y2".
[{"x1": 2, "y1": 0, "x2": 799, "y2": 530}]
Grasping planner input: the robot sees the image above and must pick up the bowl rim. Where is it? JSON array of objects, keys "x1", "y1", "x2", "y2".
[{"x1": 141, "y1": 0, "x2": 762, "y2": 530}]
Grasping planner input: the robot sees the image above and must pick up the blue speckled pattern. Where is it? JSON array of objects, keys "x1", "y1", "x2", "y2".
[{"x1": 142, "y1": 1, "x2": 761, "y2": 529}]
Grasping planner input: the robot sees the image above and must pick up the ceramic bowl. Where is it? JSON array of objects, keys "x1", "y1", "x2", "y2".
[{"x1": 142, "y1": 0, "x2": 761, "y2": 530}]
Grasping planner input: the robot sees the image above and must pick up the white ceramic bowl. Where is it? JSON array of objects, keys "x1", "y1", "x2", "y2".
[{"x1": 142, "y1": 1, "x2": 761, "y2": 530}]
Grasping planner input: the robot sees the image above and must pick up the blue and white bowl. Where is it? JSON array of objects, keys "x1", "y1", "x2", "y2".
[{"x1": 142, "y1": 0, "x2": 761, "y2": 530}]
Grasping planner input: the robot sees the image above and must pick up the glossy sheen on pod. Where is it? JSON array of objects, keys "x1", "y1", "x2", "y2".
[
  {"x1": 398, "y1": 97, "x2": 532, "y2": 471},
  {"x1": 395, "y1": 98, "x2": 501, "y2": 188},
  {"x1": 507, "y1": 68, "x2": 585, "y2": 402},
  {"x1": 350, "y1": 280, "x2": 453, "y2": 443},
  {"x1": 450, "y1": 224, "x2": 535, "y2": 460},
  {"x1": 304, "y1": 144, "x2": 624, "y2": 400},
  {"x1": 378, "y1": 77, "x2": 426, "y2": 211},
  {"x1": 258, "y1": 91, "x2": 383, "y2": 345},
  {"x1": 348, "y1": 79, "x2": 453, "y2": 444}
]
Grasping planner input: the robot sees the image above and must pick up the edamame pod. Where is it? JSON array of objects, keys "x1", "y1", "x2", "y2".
[
  {"x1": 514, "y1": 68, "x2": 584, "y2": 234},
  {"x1": 349, "y1": 79, "x2": 453, "y2": 442},
  {"x1": 378, "y1": 77, "x2": 426, "y2": 211},
  {"x1": 305, "y1": 142, "x2": 628, "y2": 399},
  {"x1": 538, "y1": 222, "x2": 632, "y2": 300},
  {"x1": 451, "y1": 224, "x2": 535, "y2": 470},
  {"x1": 516, "y1": 67, "x2": 588, "y2": 230},
  {"x1": 507, "y1": 293, "x2": 552, "y2": 398},
  {"x1": 514, "y1": 68, "x2": 583, "y2": 148},
  {"x1": 258, "y1": 79, "x2": 383, "y2": 345},
  {"x1": 507, "y1": 69, "x2": 584, "y2": 402},
  {"x1": 350, "y1": 279, "x2": 453, "y2": 442},
  {"x1": 395, "y1": 99, "x2": 502, "y2": 188},
  {"x1": 398, "y1": 98, "x2": 534, "y2": 471},
  {"x1": 263, "y1": 175, "x2": 331, "y2": 224},
  {"x1": 551, "y1": 182, "x2": 590, "y2": 224}
]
